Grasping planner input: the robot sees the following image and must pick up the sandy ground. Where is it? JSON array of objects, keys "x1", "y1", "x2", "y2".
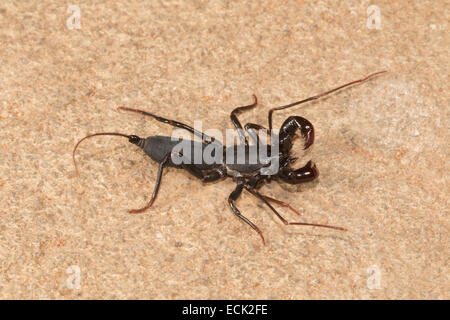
[{"x1": 0, "y1": 1, "x2": 448, "y2": 299}]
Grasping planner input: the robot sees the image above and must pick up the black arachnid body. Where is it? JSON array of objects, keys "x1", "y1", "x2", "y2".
[{"x1": 73, "y1": 71, "x2": 386, "y2": 244}]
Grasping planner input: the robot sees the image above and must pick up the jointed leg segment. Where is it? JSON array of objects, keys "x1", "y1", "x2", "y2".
[
  {"x1": 128, "y1": 153, "x2": 171, "y2": 214},
  {"x1": 244, "y1": 122, "x2": 269, "y2": 145},
  {"x1": 230, "y1": 94, "x2": 258, "y2": 147},
  {"x1": 260, "y1": 194, "x2": 302, "y2": 216},
  {"x1": 118, "y1": 106, "x2": 217, "y2": 144},
  {"x1": 244, "y1": 185, "x2": 346, "y2": 231},
  {"x1": 228, "y1": 179, "x2": 266, "y2": 244}
]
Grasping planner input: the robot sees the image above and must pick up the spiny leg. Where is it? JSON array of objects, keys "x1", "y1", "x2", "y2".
[
  {"x1": 230, "y1": 94, "x2": 258, "y2": 147},
  {"x1": 244, "y1": 185, "x2": 346, "y2": 231},
  {"x1": 128, "y1": 153, "x2": 171, "y2": 214},
  {"x1": 117, "y1": 106, "x2": 217, "y2": 145},
  {"x1": 228, "y1": 179, "x2": 266, "y2": 245},
  {"x1": 268, "y1": 71, "x2": 387, "y2": 130}
]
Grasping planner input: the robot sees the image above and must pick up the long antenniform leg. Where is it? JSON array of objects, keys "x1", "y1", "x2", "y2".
[
  {"x1": 228, "y1": 179, "x2": 266, "y2": 244},
  {"x1": 268, "y1": 70, "x2": 387, "y2": 130},
  {"x1": 128, "y1": 153, "x2": 171, "y2": 214},
  {"x1": 230, "y1": 94, "x2": 258, "y2": 147},
  {"x1": 244, "y1": 185, "x2": 346, "y2": 231},
  {"x1": 117, "y1": 106, "x2": 218, "y2": 145}
]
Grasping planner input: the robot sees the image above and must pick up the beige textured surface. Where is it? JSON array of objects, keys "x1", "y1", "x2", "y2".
[{"x1": 0, "y1": 1, "x2": 448, "y2": 299}]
